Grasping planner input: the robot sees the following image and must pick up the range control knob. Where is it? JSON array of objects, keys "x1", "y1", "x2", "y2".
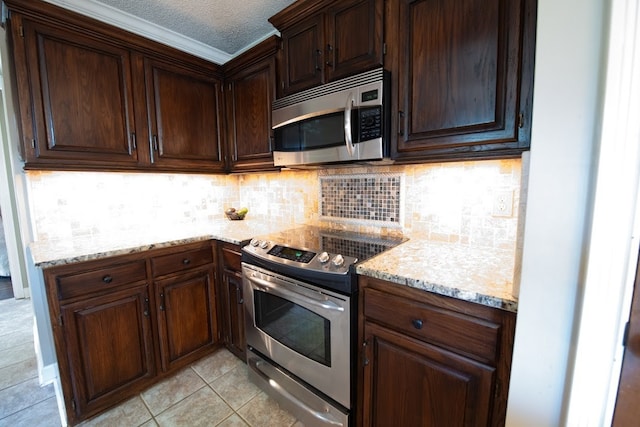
[
  {"x1": 250, "y1": 238, "x2": 260, "y2": 247},
  {"x1": 332, "y1": 254, "x2": 345, "y2": 267},
  {"x1": 318, "y1": 252, "x2": 330, "y2": 263},
  {"x1": 259, "y1": 240, "x2": 270, "y2": 249}
]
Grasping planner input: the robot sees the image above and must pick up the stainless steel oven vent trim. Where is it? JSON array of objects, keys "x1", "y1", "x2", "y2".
[{"x1": 273, "y1": 67, "x2": 385, "y2": 110}]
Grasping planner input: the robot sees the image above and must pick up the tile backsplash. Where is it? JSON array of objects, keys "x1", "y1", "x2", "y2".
[
  {"x1": 26, "y1": 159, "x2": 522, "y2": 252},
  {"x1": 320, "y1": 173, "x2": 403, "y2": 227}
]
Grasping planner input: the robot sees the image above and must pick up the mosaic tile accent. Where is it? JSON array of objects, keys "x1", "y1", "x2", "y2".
[
  {"x1": 321, "y1": 235, "x2": 400, "y2": 261},
  {"x1": 320, "y1": 174, "x2": 402, "y2": 226}
]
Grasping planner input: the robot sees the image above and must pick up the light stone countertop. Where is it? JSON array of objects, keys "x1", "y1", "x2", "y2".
[
  {"x1": 29, "y1": 219, "x2": 293, "y2": 268},
  {"x1": 356, "y1": 237, "x2": 518, "y2": 312},
  {"x1": 29, "y1": 221, "x2": 518, "y2": 312}
]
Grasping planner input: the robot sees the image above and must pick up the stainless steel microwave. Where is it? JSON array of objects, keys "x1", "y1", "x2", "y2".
[{"x1": 272, "y1": 68, "x2": 389, "y2": 167}]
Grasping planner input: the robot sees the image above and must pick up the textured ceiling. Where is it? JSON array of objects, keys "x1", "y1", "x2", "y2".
[{"x1": 44, "y1": 0, "x2": 296, "y2": 63}]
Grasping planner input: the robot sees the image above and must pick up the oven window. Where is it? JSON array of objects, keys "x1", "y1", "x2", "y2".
[{"x1": 254, "y1": 290, "x2": 331, "y2": 367}]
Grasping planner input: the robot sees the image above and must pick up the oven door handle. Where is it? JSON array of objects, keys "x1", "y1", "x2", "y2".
[
  {"x1": 247, "y1": 274, "x2": 345, "y2": 312},
  {"x1": 252, "y1": 359, "x2": 345, "y2": 427}
]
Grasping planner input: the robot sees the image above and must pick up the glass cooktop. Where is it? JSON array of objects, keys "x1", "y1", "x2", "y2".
[{"x1": 251, "y1": 225, "x2": 407, "y2": 264}]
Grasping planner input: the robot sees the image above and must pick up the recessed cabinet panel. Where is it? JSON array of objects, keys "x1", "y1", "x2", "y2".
[
  {"x1": 364, "y1": 323, "x2": 493, "y2": 427},
  {"x1": 145, "y1": 59, "x2": 224, "y2": 170},
  {"x1": 358, "y1": 277, "x2": 516, "y2": 426},
  {"x1": 217, "y1": 243, "x2": 246, "y2": 360},
  {"x1": 272, "y1": 0, "x2": 383, "y2": 97},
  {"x1": 43, "y1": 241, "x2": 219, "y2": 424},
  {"x1": 391, "y1": 0, "x2": 535, "y2": 160},
  {"x1": 6, "y1": 0, "x2": 226, "y2": 172},
  {"x1": 60, "y1": 285, "x2": 154, "y2": 417},
  {"x1": 282, "y1": 15, "x2": 325, "y2": 95},
  {"x1": 224, "y1": 36, "x2": 279, "y2": 172},
  {"x1": 21, "y1": 19, "x2": 137, "y2": 165},
  {"x1": 326, "y1": 0, "x2": 383, "y2": 82},
  {"x1": 408, "y1": 0, "x2": 500, "y2": 134},
  {"x1": 233, "y1": 68, "x2": 272, "y2": 160},
  {"x1": 155, "y1": 269, "x2": 217, "y2": 371}
]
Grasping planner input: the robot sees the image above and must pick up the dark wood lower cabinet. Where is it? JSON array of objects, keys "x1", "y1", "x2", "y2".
[
  {"x1": 43, "y1": 241, "x2": 221, "y2": 425},
  {"x1": 362, "y1": 322, "x2": 494, "y2": 426},
  {"x1": 217, "y1": 243, "x2": 246, "y2": 360},
  {"x1": 155, "y1": 268, "x2": 218, "y2": 371},
  {"x1": 60, "y1": 284, "x2": 155, "y2": 418},
  {"x1": 358, "y1": 276, "x2": 516, "y2": 427}
]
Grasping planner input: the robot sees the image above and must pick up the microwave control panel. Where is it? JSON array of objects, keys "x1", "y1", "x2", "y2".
[{"x1": 359, "y1": 106, "x2": 382, "y2": 141}]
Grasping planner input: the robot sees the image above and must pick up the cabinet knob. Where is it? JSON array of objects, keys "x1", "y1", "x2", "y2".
[
  {"x1": 102, "y1": 275, "x2": 113, "y2": 284},
  {"x1": 182, "y1": 258, "x2": 191, "y2": 265},
  {"x1": 412, "y1": 319, "x2": 423, "y2": 329}
]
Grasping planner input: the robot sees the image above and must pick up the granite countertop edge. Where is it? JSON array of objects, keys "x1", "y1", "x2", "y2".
[
  {"x1": 30, "y1": 221, "x2": 518, "y2": 313},
  {"x1": 356, "y1": 265, "x2": 518, "y2": 313}
]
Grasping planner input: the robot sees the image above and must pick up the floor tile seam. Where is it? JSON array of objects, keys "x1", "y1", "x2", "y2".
[
  {"x1": 189, "y1": 362, "x2": 238, "y2": 385},
  {"x1": 0, "y1": 327, "x2": 34, "y2": 336},
  {"x1": 0, "y1": 338, "x2": 36, "y2": 351},
  {"x1": 0, "y1": 395, "x2": 60, "y2": 425},
  {"x1": 213, "y1": 411, "x2": 244, "y2": 427},
  {"x1": 0, "y1": 371, "x2": 47, "y2": 393},
  {"x1": 134, "y1": 393, "x2": 156, "y2": 427},
  {"x1": 0, "y1": 347, "x2": 37, "y2": 369},
  {"x1": 0, "y1": 355, "x2": 38, "y2": 372},
  {"x1": 147, "y1": 381, "x2": 211, "y2": 419},
  {"x1": 202, "y1": 376, "x2": 256, "y2": 414},
  {"x1": 0, "y1": 390, "x2": 57, "y2": 421}
]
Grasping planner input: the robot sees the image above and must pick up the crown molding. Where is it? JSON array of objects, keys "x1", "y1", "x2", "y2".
[{"x1": 42, "y1": 0, "x2": 232, "y2": 64}]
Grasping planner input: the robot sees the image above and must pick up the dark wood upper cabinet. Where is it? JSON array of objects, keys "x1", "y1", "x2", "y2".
[
  {"x1": 387, "y1": 0, "x2": 537, "y2": 161},
  {"x1": 325, "y1": 0, "x2": 384, "y2": 82},
  {"x1": 5, "y1": 0, "x2": 225, "y2": 173},
  {"x1": 142, "y1": 57, "x2": 225, "y2": 172},
  {"x1": 270, "y1": 0, "x2": 383, "y2": 97},
  {"x1": 11, "y1": 15, "x2": 139, "y2": 168},
  {"x1": 280, "y1": 14, "x2": 325, "y2": 95},
  {"x1": 223, "y1": 37, "x2": 279, "y2": 172}
]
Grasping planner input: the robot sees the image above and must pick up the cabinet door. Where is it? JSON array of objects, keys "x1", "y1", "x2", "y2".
[
  {"x1": 14, "y1": 16, "x2": 139, "y2": 168},
  {"x1": 144, "y1": 57, "x2": 225, "y2": 172},
  {"x1": 325, "y1": 0, "x2": 383, "y2": 82},
  {"x1": 281, "y1": 14, "x2": 325, "y2": 96},
  {"x1": 226, "y1": 56, "x2": 277, "y2": 172},
  {"x1": 391, "y1": 0, "x2": 533, "y2": 161},
  {"x1": 220, "y1": 270, "x2": 246, "y2": 360},
  {"x1": 361, "y1": 321, "x2": 494, "y2": 427},
  {"x1": 60, "y1": 284, "x2": 155, "y2": 418},
  {"x1": 155, "y1": 268, "x2": 218, "y2": 371}
]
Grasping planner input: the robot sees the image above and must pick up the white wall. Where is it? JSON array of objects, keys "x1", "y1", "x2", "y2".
[{"x1": 506, "y1": 0, "x2": 606, "y2": 425}]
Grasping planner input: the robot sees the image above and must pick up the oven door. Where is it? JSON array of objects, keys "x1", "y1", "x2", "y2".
[{"x1": 242, "y1": 263, "x2": 351, "y2": 409}]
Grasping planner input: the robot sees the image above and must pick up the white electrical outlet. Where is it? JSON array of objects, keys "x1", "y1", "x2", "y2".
[{"x1": 492, "y1": 190, "x2": 514, "y2": 217}]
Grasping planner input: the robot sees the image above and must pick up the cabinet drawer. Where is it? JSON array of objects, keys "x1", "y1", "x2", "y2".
[
  {"x1": 56, "y1": 261, "x2": 147, "y2": 300},
  {"x1": 221, "y1": 245, "x2": 241, "y2": 272},
  {"x1": 363, "y1": 287, "x2": 501, "y2": 364},
  {"x1": 151, "y1": 247, "x2": 213, "y2": 277}
]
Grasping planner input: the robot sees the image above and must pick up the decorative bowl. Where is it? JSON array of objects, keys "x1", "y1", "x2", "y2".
[{"x1": 225, "y1": 208, "x2": 248, "y2": 220}]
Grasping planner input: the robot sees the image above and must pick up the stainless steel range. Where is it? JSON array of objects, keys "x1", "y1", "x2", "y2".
[{"x1": 241, "y1": 226, "x2": 405, "y2": 427}]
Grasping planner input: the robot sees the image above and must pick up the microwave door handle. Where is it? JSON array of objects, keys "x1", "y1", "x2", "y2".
[{"x1": 344, "y1": 92, "x2": 355, "y2": 156}]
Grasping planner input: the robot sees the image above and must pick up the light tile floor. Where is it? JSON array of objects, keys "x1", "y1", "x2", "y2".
[{"x1": 0, "y1": 297, "x2": 303, "y2": 427}]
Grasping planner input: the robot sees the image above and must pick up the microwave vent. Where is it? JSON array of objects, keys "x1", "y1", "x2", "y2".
[{"x1": 273, "y1": 67, "x2": 386, "y2": 110}]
